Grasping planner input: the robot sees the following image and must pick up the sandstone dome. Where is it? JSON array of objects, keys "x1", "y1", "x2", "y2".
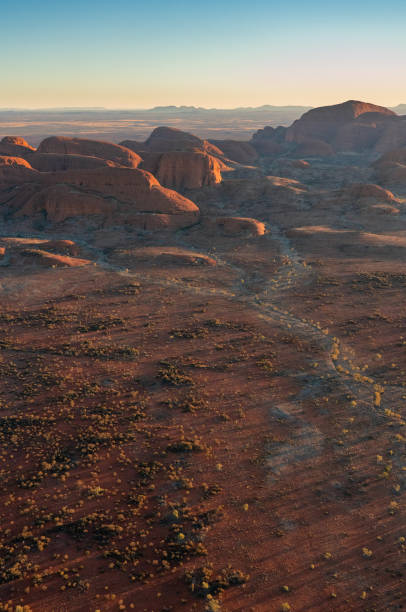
[
  {"x1": 2, "y1": 166, "x2": 200, "y2": 231},
  {"x1": 142, "y1": 126, "x2": 223, "y2": 157},
  {"x1": 28, "y1": 152, "x2": 116, "y2": 172},
  {"x1": 37, "y1": 137, "x2": 142, "y2": 168},
  {"x1": 286, "y1": 100, "x2": 396, "y2": 145}
]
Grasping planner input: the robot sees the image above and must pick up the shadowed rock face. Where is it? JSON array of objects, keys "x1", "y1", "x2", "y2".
[
  {"x1": 292, "y1": 139, "x2": 335, "y2": 158},
  {"x1": 374, "y1": 149, "x2": 406, "y2": 166},
  {"x1": 250, "y1": 125, "x2": 287, "y2": 156},
  {"x1": 209, "y1": 140, "x2": 259, "y2": 164},
  {"x1": 373, "y1": 149, "x2": 406, "y2": 187},
  {"x1": 37, "y1": 137, "x2": 142, "y2": 168},
  {"x1": 27, "y1": 153, "x2": 116, "y2": 172}
]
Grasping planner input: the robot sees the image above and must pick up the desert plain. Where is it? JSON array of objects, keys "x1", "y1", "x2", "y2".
[{"x1": 0, "y1": 100, "x2": 405, "y2": 611}]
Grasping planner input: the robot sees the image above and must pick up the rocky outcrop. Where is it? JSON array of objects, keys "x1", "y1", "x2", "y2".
[
  {"x1": 122, "y1": 127, "x2": 229, "y2": 188},
  {"x1": 1, "y1": 166, "x2": 200, "y2": 231},
  {"x1": 37, "y1": 137, "x2": 142, "y2": 168},
  {"x1": 1, "y1": 136, "x2": 34, "y2": 149},
  {"x1": 0, "y1": 156, "x2": 38, "y2": 185},
  {"x1": 373, "y1": 162, "x2": 406, "y2": 187},
  {"x1": 373, "y1": 149, "x2": 406, "y2": 187},
  {"x1": 142, "y1": 151, "x2": 228, "y2": 189},
  {"x1": 338, "y1": 183, "x2": 397, "y2": 203},
  {"x1": 286, "y1": 100, "x2": 396, "y2": 145},
  {"x1": 0, "y1": 156, "x2": 33, "y2": 169},
  {"x1": 218, "y1": 176, "x2": 308, "y2": 217},
  {"x1": 0, "y1": 136, "x2": 36, "y2": 158},
  {"x1": 110, "y1": 246, "x2": 216, "y2": 268},
  {"x1": 373, "y1": 120, "x2": 406, "y2": 153},
  {"x1": 208, "y1": 140, "x2": 258, "y2": 165},
  {"x1": 251, "y1": 126, "x2": 287, "y2": 156},
  {"x1": 292, "y1": 139, "x2": 334, "y2": 158},
  {"x1": 28, "y1": 153, "x2": 115, "y2": 172},
  {"x1": 374, "y1": 149, "x2": 406, "y2": 166},
  {"x1": 40, "y1": 239, "x2": 80, "y2": 256},
  {"x1": 9, "y1": 248, "x2": 90, "y2": 268},
  {"x1": 203, "y1": 216, "x2": 266, "y2": 236},
  {"x1": 142, "y1": 127, "x2": 223, "y2": 157}
]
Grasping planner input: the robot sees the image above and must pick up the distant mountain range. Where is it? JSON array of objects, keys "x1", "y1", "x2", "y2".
[
  {"x1": 1, "y1": 103, "x2": 405, "y2": 112},
  {"x1": 148, "y1": 105, "x2": 312, "y2": 113}
]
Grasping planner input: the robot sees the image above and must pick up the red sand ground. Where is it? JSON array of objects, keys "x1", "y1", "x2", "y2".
[{"x1": 0, "y1": 241, "x2": 405, "y2": 612}]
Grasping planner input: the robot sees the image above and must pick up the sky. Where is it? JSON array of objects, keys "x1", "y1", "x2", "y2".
[{"x1": 2, "y1": 0, "x2": 406, "y2": 109}]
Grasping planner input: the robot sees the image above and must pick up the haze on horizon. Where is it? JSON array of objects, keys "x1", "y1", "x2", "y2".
[{"x1": 3, "y1": 0, "x2": 406, "y2": 109}]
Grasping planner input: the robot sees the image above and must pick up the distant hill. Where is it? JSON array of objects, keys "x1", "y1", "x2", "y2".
[{"x1": 391, "y1": 104, "x2": 406, "y2": 114}]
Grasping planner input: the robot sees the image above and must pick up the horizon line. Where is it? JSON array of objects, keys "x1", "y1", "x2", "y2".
[{"x1": 1, "y1": 101, "x2": 405, "y2": 112}]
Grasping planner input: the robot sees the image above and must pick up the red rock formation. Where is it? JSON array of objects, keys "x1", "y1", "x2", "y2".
[
  {"x1": 28, "y1": 153, "x2": 115, "y2": 172},
  {"x1": 0, "y1": 156, "x2": 38, "y2": 185},
  {"x1": 2, "y1": 166, "x2": 200, "y2": 230},
  {"x1": 208, "y1": 140, "x2": 258, "y2": 165},
  {"x1": 339, "y1": 183, "x2": 397, "y2": 203},
  {"x1": 40, "y1": 240, "x2": 80, "y2": 256},
  {"x1": 0, "y1": 137, "x2": 36, "y2": 159},
  {"x1": 374, "y1": 149, "x2": 406, "y2": 165},
  {"x1": 203, "y1": 216, "x2": 266, "y2": 236},
  {"x1": 291, "y1": 159, "x2": 310, "y2": 169},
  {"x1": 119, "y1": 139, "x2": 145, "y2": 155},
  {"x1": 333, "y1": 121, "x2": 385, "y2": 152},
  {"x1": 374, "y1": 162, "x2": 406, "y2": 186},
  {"x1": 141, "y1": 127, "x2": 223, "y2": 157},
  {"x1": 292, "y1": 139, "x2": 334, "y2": 158},
  {"x1": 0, "y1": 156, "x2": 33, "y2": 169},
  {"x1": 111, "y1": 246, "x2": 216, "y2": 267},
  {"x1": 286, "y1": 100, "x2": 396, "y2": 144},
  {"x1": 251, "y1": 126, "x2": 287, "y2": 156},
  {"x1": 1, "y1": 136, "x2": 34, "y2": 149},
  {"x1": 372, "y1": 149, "x2": 406, "y2": 186},
  {"x1": 10, "y1": 248, "x2": 90, "y2": 268},
  {"x1": 143, "y1": 151, "x2": 227, "y2": 189},
  {"x1": 37, "y1": 137, "x2": 142, "y2": 168},
  {"x1": 373, "y1": 120, "x2": 406, "y2": 153},
  {"x1": 122, "y1": 128, "x2": 229, "y2": 188}
]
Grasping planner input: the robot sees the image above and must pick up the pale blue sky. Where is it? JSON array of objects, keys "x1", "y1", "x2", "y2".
[{"x1": 2, "y1": 0, "x2": 405, "y2": 108}]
